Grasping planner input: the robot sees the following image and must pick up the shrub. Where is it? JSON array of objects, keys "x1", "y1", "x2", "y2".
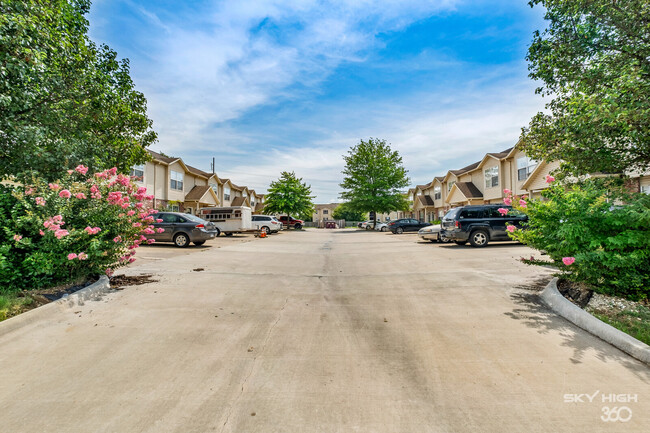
[
  {"x1": 507, "y1": 180, "x2": 650, "y2": 300},
  {"x1": 0, "y1": 166, "x2": 160, "y2": 292}
]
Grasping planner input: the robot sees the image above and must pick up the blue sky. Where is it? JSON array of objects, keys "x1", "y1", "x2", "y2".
[{"x1": 89, "y1": 0, "x2": 547, "y2": 202}]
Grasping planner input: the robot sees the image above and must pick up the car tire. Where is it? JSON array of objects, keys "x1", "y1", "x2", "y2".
[
  {"x1": 469, "y1": 230, "x2": 489, "y2": 248},
  {"x1": 381, "y1": 226, "x2": 388, "y2": 232},
  {"x1": 225, "y1": 232, "x2": 233, "y2": 237},
  {"x1": 261, "y1": 226, "x2": 270, "y2": 235},
  {"x1": 294, "y1": 223, "x2": 302, "y2": 230},
  {"x1": 454, "y1": 240, "x2": 467, "y2": 245},
  {"x1": 215, "y1": 228, "x2": 221, "y2": 237},
  {"x1": 365, "y1": 225, "x2": 372, "y2": 230},
  {"x1": 440, "y1": 236, "x2": 451, "y2": 243},
  {"x1": 173, "y1": 233, "x2": 190, "y2": 248},
  {"x1": 193, "y1": 241, "x2": 205, "y2": 246},
  {"x1": 395, "y1": 227, "x2": 404, "y2": 234}
]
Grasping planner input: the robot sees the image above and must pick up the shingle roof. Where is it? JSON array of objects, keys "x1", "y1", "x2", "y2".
[
  {"x1": 231, "y1": 196, "x2": 248, "y2": 206},
  {"x1": 147, "y1": 149, "x2": 177, "y2": 164},
  {"x1": 455, "y1": 182, "x2": 483, "y2": 199},
  {"x1": 255, "y1": 203, "x2": 265, "y2": 212},
  {"x1": 186, "y1": 165, "x2": 213, "y2": 178},
  {"x1": 454, "y1": 161, "x2": 481, "y2": 175},
  {"x1": 185, "y1": 185, "x2": 211, "y2": 201},
  {"x1": 417, "y1": 195, "x2": 435, "y2": 206}
]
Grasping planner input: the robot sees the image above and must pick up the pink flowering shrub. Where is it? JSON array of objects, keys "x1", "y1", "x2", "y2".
[
  {"x1": 505, "y1": 179, "x2": 650, "y2": 300},
  {"x1": 0, "y1": 166, "x2": 158, "y2": 291}
]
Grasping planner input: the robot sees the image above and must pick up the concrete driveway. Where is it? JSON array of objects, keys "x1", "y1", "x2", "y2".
[{"x1": 0, "y1": 229, "x2": 648, "y2": 432}]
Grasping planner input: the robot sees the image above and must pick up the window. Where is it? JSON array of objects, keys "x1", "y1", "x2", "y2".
[
  {"x1": 484, "y1": 166, "x2": 499, "y2": 188},
  {"x1": 130, "y1": 164, "x2": 144, "y2": 181},
  {"x1": 224, "y1": 186, "x2": 231, "y2": 201},
  {"x1": 323, "y1": 210, "x2": 328, "y2": 215},
  {"x1": 517, "y1": 157, "x2": 537, "y2": 181},
  {"x1": 641, "y1": 185, "x2": 650, "y2": 195},
  {"x1": 434, "y1": 186, "x2": 441, "y2": 200},
  {"x1": 209, "y1": 182, "x2": 219, "y2": 194},
  {"x1": 448, "y1": 181, "x2": 456, "y2": 192},
  {"x1": 170, "y1": 170, "x2": 184, "y2": 191},
  {"x1": 459, "y1": 208, "x2": 483, "y2": 219}
]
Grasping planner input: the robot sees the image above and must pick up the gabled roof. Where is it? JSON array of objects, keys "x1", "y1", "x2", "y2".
[
  {"x1": 255, "y1": 202, "x2": 265, "y2": 212},
  {"x1": 477, "y1": 146, "x2": 516, "y2": 169},
  {"x1": 147, "y1": 149, "x2": 178, "y2": 165},
  {"x1": 417, "y1": 195, "x2": 435, "y2": 206},
  {"x1": 231, "y1": 196, "x2": 250, "y2": 207},
  {"x1": 446, "y1": 181, "x2": 483, "y2": 204},
  {"x1": 521, "y1": 160, "x2": 552, "y2": 190},
  {"x1": 184, "y1": 185, "x2": 219, "y2": 205}
]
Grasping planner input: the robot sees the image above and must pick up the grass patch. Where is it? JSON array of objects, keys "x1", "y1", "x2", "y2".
[
  {"x1": 591, "y1": 306, "x2": 650, "y2": 346},
  {"x1": 0, "y1": 293, "x2": 35, "y2": 322}
]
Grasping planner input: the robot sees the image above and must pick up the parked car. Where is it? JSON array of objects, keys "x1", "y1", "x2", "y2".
[
  {"x1": 388, "y1": 218, "x2": 429, "y2": 234},
  {"x1": 251, "y1": 215, "x2": 282, "y2": 234},
  {"x1": 359, "y1": 220, "x2": 374, "y2": 229},
  {"x1": 277, "y1": 215, "x2": 304, "y2": 229},
  {"x1": 374, "y1": 222, "x2": 389, "y2": 232},
  {"x1": 440, "y1": 205, "x2": 528, "y2": 247},
  {"x1": 146, "y1": 212, "x2": 219, "y2": 247},
  {"x1": 418, "y1": 224, "x2": 450, "y2": 243}
]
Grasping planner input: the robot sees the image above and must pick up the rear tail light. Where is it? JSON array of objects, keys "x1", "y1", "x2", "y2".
[
  {"x1": 454, "y1": 221, "x2": 460, "y2": 228},
  {"x1": 195, "y1": 224, "x2": 205, "y2": 228}
]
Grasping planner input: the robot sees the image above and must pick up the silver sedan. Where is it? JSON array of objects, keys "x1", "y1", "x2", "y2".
[{"x1": 418, "y1": 224, "x2": 450, "y2": 243}]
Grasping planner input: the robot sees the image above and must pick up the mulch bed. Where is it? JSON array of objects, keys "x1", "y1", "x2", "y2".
[{"x1": 109, "y1": 274, "x2": 158, "y2": 290}]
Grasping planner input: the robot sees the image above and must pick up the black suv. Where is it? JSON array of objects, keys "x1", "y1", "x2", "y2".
[{"x1": 440, "y1": 205, "x2": 527, "y2": 247}]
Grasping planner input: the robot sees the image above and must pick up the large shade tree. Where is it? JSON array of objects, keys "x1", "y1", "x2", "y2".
[
  {"x1": 263, "y1": 171, "x2": 315, "y2": 220},
  {"x1": 340, "y1": 138, "x2": 410, "y2": 227},
  {"x1": 332, "y1": 202, "x2": 365, "y2": 222},
  {"x1": 520, "y1": 0, "x2": 650, "y2": 176},
  {"x1": 0, "y1": 0, "x2": 157, "y2": 181}
]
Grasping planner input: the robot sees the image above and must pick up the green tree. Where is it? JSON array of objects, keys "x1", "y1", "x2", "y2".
[
  {"x1": 263, "y1": 171, "x2": 314, "y2": 220},
  {"x1": 332, "y1": 202, "x2": 365, "y2": 222},
  {"x1": 521, "y1": 0, "x2": 650, "y2": 176},
  {"x1": 340, "y1": 138, "x2": 410, "y2": 228},
  {"x1": 0, "y1": 0, "x2": 157, "y2": 181}
]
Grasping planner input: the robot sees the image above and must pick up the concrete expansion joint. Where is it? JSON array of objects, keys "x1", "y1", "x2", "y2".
[{"x1": 540, "y1": 277, "x2": 650, "y2": 366}]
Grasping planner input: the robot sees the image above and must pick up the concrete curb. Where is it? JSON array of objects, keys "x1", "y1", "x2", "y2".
[
  {"x1": 540, "y1": 277, "x2": 650, "y2": 365},
  {"x1": 0, "y1": 275, "x2": 111, "y2": 336}
]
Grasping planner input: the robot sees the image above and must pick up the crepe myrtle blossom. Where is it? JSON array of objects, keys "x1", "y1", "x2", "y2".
[
  {"x1": 519, "y1": 199, "x2": 527, "y2": 208},
  {"x1": 84, "y1": 226, "x2": 101, "y2": 235},
  {"x1": 156, "y1": 228, "x2": 165, "y2": 233},
  {"x1": 13, "y1": 234, "x2": 22, "y2": 241},
  {"x1": 545, "y1": 175, "x2": 555, "y2": 183},
  {"x1": 498, "y1": 208, "x2": 509, "y2": 216},
  {"x1": 48, "y1": 183, "x2": 60, "y2": 191},
  {"x1": 25, "y1": 187, "x2": 34, "y2": 195},
  {"x1": 78, "y1": 252, "x2": 88, "y2": 260},
  {"x1": 506, "y1": 225, "x2": 516, "y2": 233},
  {"x1": 562, "y1": 257, "x2": 576, "y2": 266},
  {"x1": 67, "y1": 170, "x2": 74, "y2": 175},
  {"x1": 54, "y1": 229, "x2": 69, "y2": 239},
  {"x1": 113, "y1": 236, "x2": 122, "y2": 243},
  {"x1": 35, "y1": 196, "x2": 46, "y2": 206},
  {"x1": 503, "y1": 197, "x2": 512, "y2": 206},
  {"x1": 75, "y1": 165, "x2": 88, "y2": 175},
  {"x1": 503, "y1": 189, "x2": 512, "y2": 195},
  {"x1": 59, "y1": 189, "x2": 71, "y2": 199},
  {"x1": 105, "y1": 268, "x2": 114, "y2": 277},
  {"x1": 67, "y1": 253, "x2": 78, "y2": 260}
]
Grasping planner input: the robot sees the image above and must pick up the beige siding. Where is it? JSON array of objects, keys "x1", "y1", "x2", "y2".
[
  {"x1": 525, "y1": 160, "x2": 561, "y2": 193},
  {"x1": 167, "y1": 161, "x2": 185, "y2": 202},
  {"x1": 446, "y1": 186, "x2": 468, "y2": 206},
  {"x1": 482, "y1": 158, "x2": 502, "y2": 200}
]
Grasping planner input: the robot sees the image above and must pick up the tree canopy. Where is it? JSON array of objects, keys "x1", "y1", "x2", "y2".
[
  {"x1": 263, "y1": 171, "x2": 314, "y2": 218},
  {"x1": 520, "y1": 0, "x2": 650, "y2": 176},
  {"x1": 339, "y1": 138, "x2": 410, "y2": 224},
  {"x1": 332, "y1": 202, "x2": 365, "y2": 222},
  {"x1": 0, "y1": 0, "x2": 157, "y2": 181}
]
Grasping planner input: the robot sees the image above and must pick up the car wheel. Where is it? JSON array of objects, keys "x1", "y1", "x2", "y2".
[
  {"x1": 440, "y1": 236, "x2": 451, "y2": 243},
  {"x1": 261, "y1": 226, "x2": 270, "y2": 235},
  {"x1": 193, "y1": 241, "x2": 205, "y2": 246},
  {"x1": 215, "y1": 228, "x2": 221, "y2": 237},
  {"x1": 294, "y1": 223, "x2": 302, "y2": 230},
  {"x1": 469, "y1": 230, "x2": 489, "y2": 248},
  {"x1": 365, "y1": 225, "x2": 372, "y2": 230},
  {"x1": 395, "y1": 227, "x2": 404, "y2": 234},
  {"x1": 225, "y1": 232, "x2": 233, "y2": 237},
  {"x1": 454, "y1": 240, "x2": 467, "y2": 245},
  {"x1": 173, "y1": 233, "x2": 190, "y2": 248},
  {"x1": 381, "y1": 226, "x2": 388, "y2": 232}
]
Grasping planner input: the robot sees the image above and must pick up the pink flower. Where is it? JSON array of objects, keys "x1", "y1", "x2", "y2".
[
  {"x1": 13, "y1": 234, "x2": 22, "y2": 242},
  {"x1": 48, "y1": 183, "x2": 60, "y2": 191},
  {"x1": 156, "y1": 228, "x2": 165, "y2": 233},
  {"x1": 107, "y1": 191, "x2": 123, "y2": 205},
  {"x1": 78, "y1": 252, "x2": 88, "y2": 260},
  {"x1": 519, "y1": 199, "x2": 527, "y2": 208},
  {"x1": 506, "y1": 225, "x2": 516, "y2": 233},
  {"x1": 90, "y1": 185, "x2": 99, "y2": 194},
  {"x1": 137, "y1": 187, "x2": 147, "y2": 194},
  {"x1": 75, "y1": 165, "x2": 88, "y2": 175},
  {"x1": 146, "y1": 239, "x2": 156, "y2": 244},
  {"x1": 127, "y1": 210, "x2": 136, "y2": 216},
  {"x1": 156, "y1": 219, "x2": 163, "y2": 223},
  {"x1": 84, "y1": 226, "x2": 101, "y2": 235},
  {"x1": 67, "y1": 170, "x2": 74, "y2": 175},
  {"x1": 67, "y1": 253, "x2": 78, "y2": 260},
  {"x1": 105, "y1": 268, "x2": 114, "y2": 277},
  {"x1": 75, "y1": 193, "x2": 87, "y2": 199},
  {"x1": 143, "y1": 228, "x2": 155, "y2": 234},
  {"x1": 503, "y1": 197, "x2": 512, "y2": 206},
  {"x1": 503, "y1": 189, "x2": 512, "y2": 195},
  {"x1": 497, "y1": 208, "x2": 509, "y2": 216},
  {"x1": 135, "y1": 203, "x2": 144, "y2": 209},
  {"x1": 139, "y1": 235, "x2": 147, "y2": 241},
  {"x1": 113, "y1": 236, "x2": 122, "y2": 243},
  {"x1": 545, "y1": 175, "x2": 555, "y2": 183},
  {"x1": 132, "y1": 222, "x2": 142, "y2": 228},
  {"x1": 54, "y1": 229, "x2": 69, "y2": 239},
  {"x1": 108, "y1": 167, "x2": 117, "y2": 176},
  {"x1": 59, "y1": 189, "x2": 71, "y2": 199},
  {"x1": 128, "y1": 257, "x2": 136, "y2": 263},
  {"x1": 39, "y1": 230, "x2": 45, "y2": 236},
  {"x1": 25, "y1": 188, "x2": 34, "y2": 195},
  {"x1": 35, "y1": 197, "x2": 46, "y2": 206},
  {"x1": 562, "y1": 257, "x2": 575, "y2": 266}
]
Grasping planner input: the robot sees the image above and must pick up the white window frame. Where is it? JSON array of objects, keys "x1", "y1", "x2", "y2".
[
  {"x1": 448, "y1": 181, "x2": 456, "y2": 192},
  {"x1": 434, "y1": 186, "x2": 441, "y2": 200},
  {"x1": 170, "y1": 170, "x2": 184, "y2": 191},
  {"x1": 517, "y1": 157, "x2": 537, "y2": 181},
  {"x1": 484, "y1": 166, "x2": 499, "y2": 188},
  {"x1": 130, "y1": 164, "x2": 145, "y2": 181},
  {"x1": 224, "y1": 186, "x2": 231, "y2": 201}
]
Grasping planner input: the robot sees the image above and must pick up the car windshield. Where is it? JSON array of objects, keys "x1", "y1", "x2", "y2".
[
  {"x1": 183, "y1": 214, "x2": 209, "y2": 224},
  {"x1": 443, "y1": 208, "x2": 461, "y2": 220}
]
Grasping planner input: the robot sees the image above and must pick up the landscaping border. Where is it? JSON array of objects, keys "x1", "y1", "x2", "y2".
[
  {"x1": 540, "y1": 277, "x2": 650, "y2": 365},
  {"x1": 0, "y1": 276, "x2": 111, "y2": 336}
]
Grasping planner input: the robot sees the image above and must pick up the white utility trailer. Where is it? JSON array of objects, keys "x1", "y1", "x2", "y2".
[{"x1": 199, "y1": 206, "x2": 257, "y2": 236}]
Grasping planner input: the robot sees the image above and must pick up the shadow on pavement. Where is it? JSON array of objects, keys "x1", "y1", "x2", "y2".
[{"x1": 506, "y1": 276, "x2": 650, "y2": 380}]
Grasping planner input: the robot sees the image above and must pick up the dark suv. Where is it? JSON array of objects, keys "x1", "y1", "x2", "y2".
[
  {"x1": 388, "y1": 218, "x2": 429, "y2": 234},
  {"x1": 440, "y1": 205, "x2": 527, "y2": 247}
]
